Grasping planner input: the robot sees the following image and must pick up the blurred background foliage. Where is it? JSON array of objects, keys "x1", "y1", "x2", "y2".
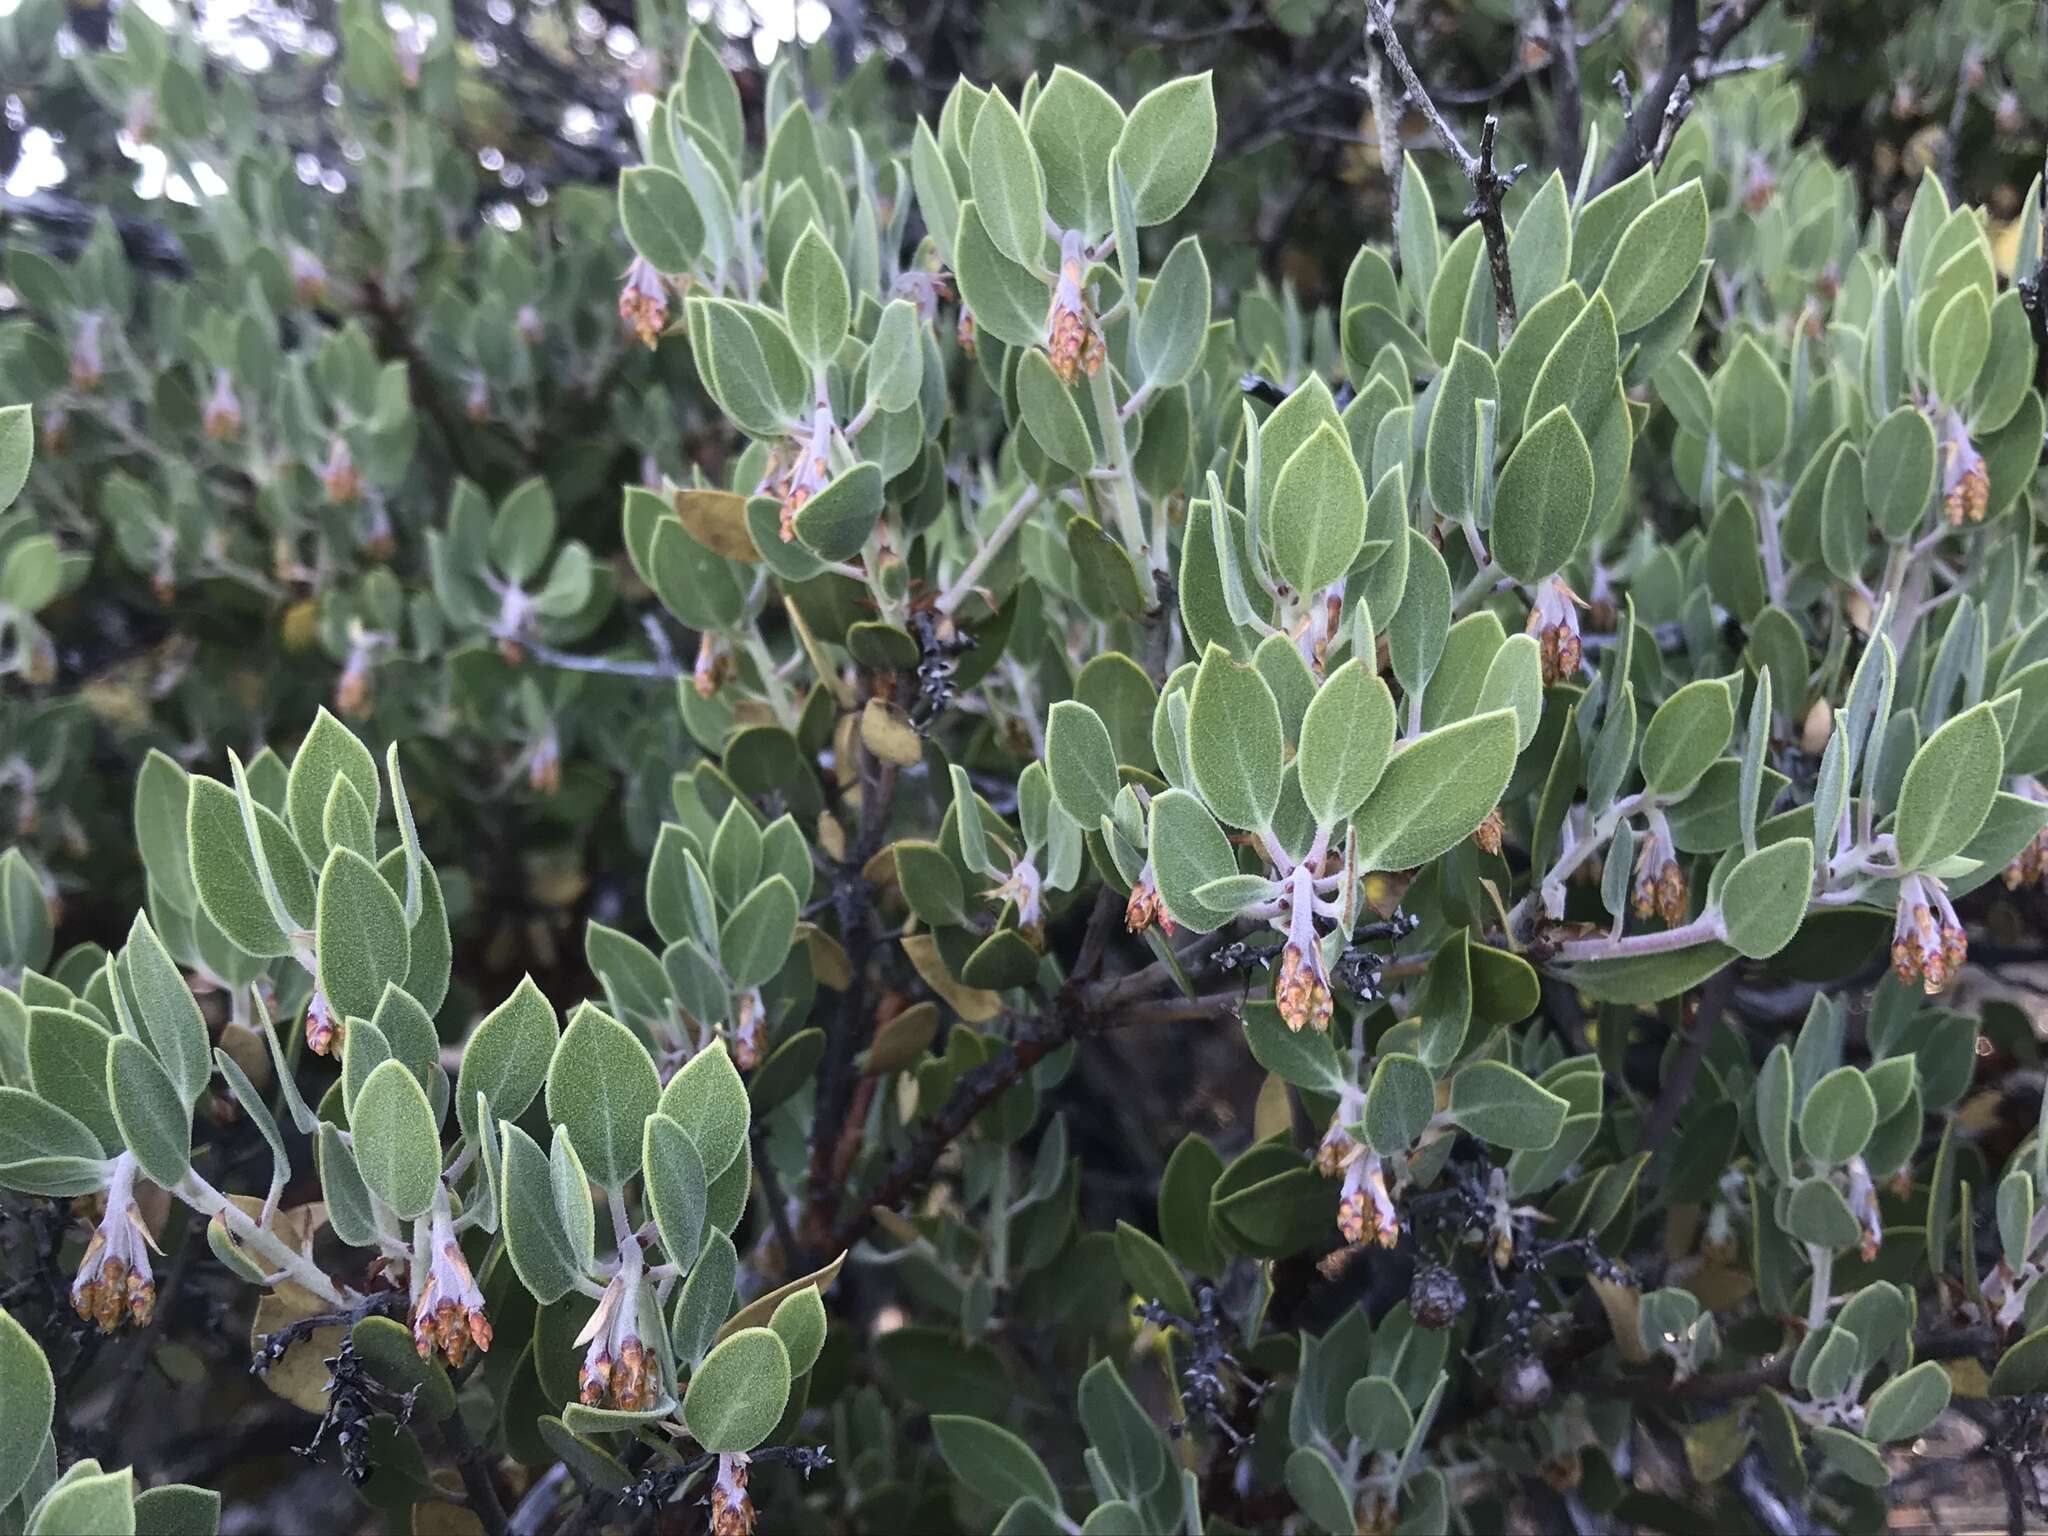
[{"x1": 0, "y1": 3, "x2": 2045, "y2": 1527}]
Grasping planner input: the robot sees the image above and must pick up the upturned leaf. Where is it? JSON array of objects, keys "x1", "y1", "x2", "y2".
[
  {"x1": 106, "y1": 1035, "x2": 190, "y2": 1188},
  {"x1": 1799, "y1": 1066, "x2": 1878, "y2": 1166},
  {"x1": 315, "y1": 847, "x2": 410, "y2": 1024},
  {"x1": 643, "y1": 1112, "x2": 708, "y2": 1274},
  {"x1": 1114, "y1": 74, "x2": 1215, "y2": 225},
  {"x1": 1863, "y1": 405, "x2": 1937, "y2": 541},
  {"x1": 780, "y1": 223, "x2": 850, "y2": 369},
  {"x1": 1712, "y1": 338, "x2": 1790, "y2": 472},
  {"x1": 931, "y1": 1417, "x2": 1062, "y2": 1515},
  {"x1": 1188, "y1": 644, "x2": 1285, "y2": 832},
  {"x1": 1364, "y1": 1053, "x2": 1434, "y2": 1157},
  {"x1": 1600, "y1": 180, "x2": 1709, "y2": 331},
  {"x1": 683, "y1": 1328, "x2": 791, "y2": 1454},
  {"x1": 0, "y1": 1305, "x2": 54, "y2": 1511},
  {"x1": 499, "y1": 1121, "x2": 584, "y2": 1304},
  {"x1": 1640, "y1": 680, "x2": 1736, "y2": 799},
  {"x1": 1447, "y1": 1060, "x2": 1568, "y2": 1151},
  {"x1": 350, "y1": 1059, "x2": 440, "y2": 1220},
  {"x1": 967, "y1": 88, "x2": 1046, "y2": 269},
  {"x1": 1893, "y1": 702, "x2": 2003, "y2": 873},
  {"x1": 619, "y1": 165, "x2": 703, "y2": 274},
  {"x1": 1045, "y1": 701, "x2": 1121, "y2": 827},
  {"x1": 1296, "y1": 659, "x2": 1396, "y2": 828},
  {"x1": 1491, "y1": 404, "x2": 1594, "y2": 583},
  {"x1": 120, "y1": 912, "x2": 208, "y2": 1106},
  {"x1": 1718, "y1": 837, "x2": 1812, "y2": 959},
  {"x1": 1863, "y1": 1360, "x2": 1952, "y2": 1443},
  {"x1": 1353, "y1": 710, "x2": 1520, "y2": 872},
  {"x1": 545, "y1": 1005, "x2": 660, "y2": 1191},
  {"x1": 658, "y1": 1040, "x2": 750, "y2": 1180},
  {"x1": 455, "y1": 976, "x2": 557, "y2": 1144},
  {"x1": 1269, "y1": 422, "x2": 1366, "y2": 598}
]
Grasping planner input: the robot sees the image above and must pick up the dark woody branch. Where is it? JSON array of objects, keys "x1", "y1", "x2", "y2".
[
  {"x1": 827, "y1": 933, "x2": 1254, "y2": 1253},
  {"x1": 1587, "y1": 0, "x2": 1772, "y2": 196}
]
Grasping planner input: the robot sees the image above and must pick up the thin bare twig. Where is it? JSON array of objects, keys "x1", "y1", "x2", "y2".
[
  {"x1": 518, "y1": 614, "x2": 685, "y2": 680},
  {"x1": 1360, "y1": 0, "x2": 1524, "y2": 342},
  {"x1": 1358, "y1": 42, "x2": 1403, "y2": 227}
]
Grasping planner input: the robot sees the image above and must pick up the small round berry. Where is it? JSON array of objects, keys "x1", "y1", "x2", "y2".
[{"x1": 1499, "y1": 1354, "x2": 1553, "y2": 1416}]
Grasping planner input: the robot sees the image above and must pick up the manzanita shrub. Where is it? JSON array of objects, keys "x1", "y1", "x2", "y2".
[{"x1": 4, "y1": 2, "x2": 2048, "y2": 1533}]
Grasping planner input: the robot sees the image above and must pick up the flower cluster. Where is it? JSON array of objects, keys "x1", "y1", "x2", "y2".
[
  {"x1": 2005, "y1": 778, "x2": 2046, "y2": 889},
  {"x1": 411, "y1": 1208, "x2": 492, "y2": 1369},
  {"x1": 1937, "y1": 408, "x2": 1989, "y2": 525},
  {"x1": 1123, "y1": 860, "x2": 1173, "y2": 936},
  {"x1": 617, "y1": 256, "x2": 670, "y2": 349},
  {"x1": 709, "y1": 1452, "x2": 755, "y2": 1536},
  {"x1": 1315, "y1": 1118, "x2": 1400, "y2": 1249},
  {"x1": 304, "y1": 988, "x2": 340, "y2": 1057},
  {"x1": 1890, "y1": 871, "x2": 1967, "y2": 994},
  {"x1": 1630, "y1": 813, "x2": 1686, "y2": 927},
  {"x1": 1270, "y1": 864, "x2": 1338, "y2": 1034},
  {"x1": 576, "y1": 1269, "x2": 658, "y2": 1411},
  {"x1": 1525, "y1": 577, "x2": 1584, "y2": 687},
  {"x1": 72, "y1": 1161, "x2": 156, "y2": 1333},
  {"x1": 1043, "y1": 236, "x2": 1106, "y2": 386}
]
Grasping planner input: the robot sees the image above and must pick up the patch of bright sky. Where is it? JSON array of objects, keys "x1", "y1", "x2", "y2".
[{"x1": 4, "y1": 0, "x2": 834, "y2": 206}]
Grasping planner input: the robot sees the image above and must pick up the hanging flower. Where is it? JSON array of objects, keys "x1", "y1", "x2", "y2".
[
  {"x1": 1631, "y1": 811, "x2": 1686, "y2": 927},
  {"x1": 730, "y1": 988, "x2": 766, "y2": 1071},
  {"x1": 955, "y1": 305, "x2": 978, "y2": 359},
  {"x1": 69, "y1": 315, "x2": 104, "y2": 392},
  {"x1": 1043, "y1": 235, "x2": 1105, "y2": 386},
  {"x1": 1994, "y1": 89, "x2": 2024, "y2": 139},
  {"x1": 693, "y1": 631, "x2": 734, "y2": 699},
  {"x1": 526, "y1": 724, "x2": 562, "y2": 795},
  {"x1": 1843, "y1": 1156, "x2": 1882, "y2": 1263},
  {"x1": 1526, "y1": 577, "x2": 1585, "y2": 687},
  {"x1": 1891, "y1": 871, "x2": 1967, "y2": 994},
  {"x1": 617, "y1": 256, "x2": 669, "y2": 349},
  {"x1": 1274, "y1": 864, "x2": 1332, "y2": 1033},
  {"x1": 1339, "y1": 1147, "x2": 1400, "y2": 1249},
  {"x1": 290, "y1": 246, "x2": 328, "y2": 305},
  {"x1": 202, "y1": 368, "x2": 243, "y2": 440},
  {"x1": 764, "y1": 439, "x2": 830, "y2": 544},
  {"x1": 1123, "y1": 859, "x2": 1174, "y2": 936},
  {"x1": 304, "y1": 988, "x2": 340, "y2": 1057},
  {"x1": 335, "y1": 645, "x2": 374, "y2": 718},
  {"x1": 709, "y1": 1453, "x2": 755, "y2": 1536},
  {"x1": 890, "y1": 268, "x2": 950, "y2": 327},
  {"x1": 320, "y1": 438, "x2": 360, "y2": 503},
  {"x1": 412, "y1": 1206, "x2": 492, "y2": 1368},
  {"x1": 1311, "y1": 1102, "x2": 1401, "y2": 1248},
  {"x1": 1937, "y1": 409, "x2": 1989, "y2": 524},
  {"x1": 1472, "y1": 807, "x2": 1505, "y2": 857},
  {"x1": 576, "y1": 1269, "x2": 657, "y2": 1411},
  {"x1": 989, "y1": 854, "x2": 1046, "y2": 937},
  {"x1": 1293, "y1": 578, "x2": 1346, "y2": 676},
  {"x1": 72, "y1": 1157, "x2": 156, "y2": 1333},
  {"x1": 2003, "y1": 778, "x2": 2046, "y2": 889}
]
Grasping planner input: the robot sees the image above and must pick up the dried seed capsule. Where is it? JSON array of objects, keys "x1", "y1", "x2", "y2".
[{"x1": 1409, "y1": 1264, "x2": 1467, "y2": 1330}]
